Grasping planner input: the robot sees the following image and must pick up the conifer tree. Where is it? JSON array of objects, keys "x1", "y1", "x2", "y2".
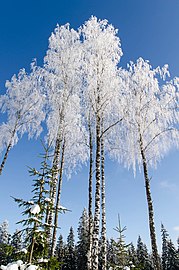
[
  {"x1": 167, "y1": 239, "x2": 179, "y2": 269},
  {"x1": 11, "y1": 229, "x2": 22, "y2": 251},
  {"x1": 106, "y1": 238, "x2": 116, "y2": 268},
  {"x1": 109, "y1": 216, "x2": 131, "y2": 269},
  {"x1": 136, "y1": 235, "x2": 153, "y2": 270},
  {"x1": 0, "y1": 220, "x2": 12, "y2": 265},
  {"x1": 161, "y1": 224, "x2": 179, "y2": 270},
  {"x1": 55, "y1": 234, "x2": 65, "y2": 269},
  {"x1": 0, "y1": 220, "x2": 10, "y2": 244},
  {"x1": 64, "y1": 227, "x2": 77, "y2": 270},
  {"x1": 76, "y1": 209, "x2": 89, "y2": 270},
  {"x1": 161, "y1": 223, "x2": 169, "y2": 270},
  {"x1": 128, "y1": 243, "x2": 138, "y2": 268},
  {"x1": 12, "y1": 145, "x2": 52, "y2": 264}
]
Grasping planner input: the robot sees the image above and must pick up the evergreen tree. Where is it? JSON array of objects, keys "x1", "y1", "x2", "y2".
[
  {"x1": 128, "y1": 243, "x2": 138, "y2": 268},
  {"x1": 108, "y1": 216, "x2": 131, "y2": 269},
  {"x1": 167, "y1": 239, "x2": 179, "y2": 270},
  {"x1": 76, "y1": 209, "x2": 89, "y2": 270},
  {"x1": 136, "y1": 236, "x2": 153, "y2": 270},
  {"x1": 106, "y1": 238, "x2": 116, "y2": 269},
  {"x1": 12, "y1": 145, "x2": 52, "y2": 264},
  {"x1": 161, "y1": 224, "x2": 179, "y2": 270},
  {"x1": 0, "y1": 220, "x2": 10, "y2": 244},
  {"x1": 10, "y1": 229, "x2": 24, "y2": 261},
  {"x1": 161, "y1": 223, "x2": 169, "y2": 270},
  {"x1": 11, "y1": 229, "x2": 22, "y2": 251},
  {"x1": 55, "y1": 234, "x2": 66, "y2": 269},
  {"x1": 0, "y1": 220, "x2": 12, "y2": 265},
  {"x1": 64, "y1": 227, "x2": 77, "y2": 270}
]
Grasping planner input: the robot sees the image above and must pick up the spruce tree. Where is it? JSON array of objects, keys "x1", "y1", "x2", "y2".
[
  {"x1": 64, "y1": 227, "x2": 77, "y2": 270},
  {"x1": 161, "y1": 223, "x2": 169, "y2": 270},
  {"x1": 109, "y1": 216, "x2": 131, "y2": 269},
  {"x1": 106, "y1": 238, "x2": 116, "y2": 269},
  {"x1": 167, "y1": 239, "x2": 179, "y2": 269},
  {"x1": 0, "y1": 220, "x2": 10, "y2": 244},
  {"x1": 128, "y1": 243, "x2": 138, "y2": 268},
  {"x1": 0, "y1": 220, "x2": 12, "y2": 265},
  {"x1": 136, "y1": 235, "x2": 153, "y2": 270},
  {"x1": 55, "y1": 234, "x2": 65, "y2": 269},
  {"x1": 12, "y1": 145, "x2": 52, "y2": 264},
  {"x1": 76, "y1": 209, "x2": 89, "y2": 270}
]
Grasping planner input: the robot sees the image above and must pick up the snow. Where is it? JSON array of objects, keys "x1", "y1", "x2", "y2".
[
  {"x1": 0, "y1": 262, "x2": 38, "y2": 270},
  {"x1": 30, "y1": 204, "x2": 40, "y2": 215},
  {"x1": 37, "y1": 258, "x2": 48, "y2": 263},
  {"x1": 20, "y1": 248, "x2": 27, "y2": 254},
  {"x1": 27, "y1": 201, "x2": 34, "y2": 205},
  {"x1": 1, "y1": 260, "x2": 23, "y2": 270}
]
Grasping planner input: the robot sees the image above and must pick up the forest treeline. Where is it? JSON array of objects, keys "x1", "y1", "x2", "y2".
[
  {"x1": 0, "y1": 16, "x2": 179, "y2": 270},
  {"x1": 0, "y1": 212, "x2": 179, "y2": 270}
]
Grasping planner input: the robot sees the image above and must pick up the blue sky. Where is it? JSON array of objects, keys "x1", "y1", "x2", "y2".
[{"x1": 0, "y1": 0, "x2": 179, "y2": 252}]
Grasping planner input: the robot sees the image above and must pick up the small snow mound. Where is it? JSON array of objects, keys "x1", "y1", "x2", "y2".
[
  {"x1": 30, "y1": 204, "x2": 40, "y2": 215},
  {"x1": 20, "y1": 248, "x2": 28, "y2": 254}
]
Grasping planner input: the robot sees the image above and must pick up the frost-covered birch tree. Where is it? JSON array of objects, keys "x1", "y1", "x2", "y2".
[
  {"x1": 108, "y1": 58, "x2": 179, "y2": 270},
  {"x1": 0, "y1": 63, "x2": 45, "y2": 175},
  {"x1": 50, "y1": 93, "x2": 88, "y2": 257},
  {"x1": 81, "y1": 16, "x2": 123, "y2": 270},
  {"x1": 43, "y1": 23, "x2": 88, "y2": 256}
]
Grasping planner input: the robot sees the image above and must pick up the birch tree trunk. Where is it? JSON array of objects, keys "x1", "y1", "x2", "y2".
[
  {"x1": 87, "y1": 118, "x2": 93, "y2": 270},
  {"x1": 139, "y1": 133, "x2": 161, "y2": 270},
  {"x1": 51, "y1": 140, "x2": 65, "y2": 257},
  {"x1": 46, "y1": 134, "x2": 61, "y2": 249},
  {"x1": 101, "y1": 125, "x2": 107, "y2": 270},
  {"x1": 0, "y1": 114, "x2": 20, "y2": 175},
  {"x1": 92, "y1": 113, "x2": 101, "y2": 270}
]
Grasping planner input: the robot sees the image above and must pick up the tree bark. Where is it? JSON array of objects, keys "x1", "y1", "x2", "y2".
[
  {"x1": 92, "y1": 113, "x2": 101, "y2": 270},
  {"x1": 28, "y1": 224, "x2": 37, "y2": 264},
  {"x1": 139, "y1": 133, "x2": 161, "y2": 270},
  {"x1": 87, "y1": 117, "x2": 93, "y2": 270},
  {"x1": 101, "y1": 124, "x2": 107, "y2": 270},
  {"x1": 51, "y1": 140, "x2": 65, "y2": 257},
  {"x1": 0, "y1": 114, "x2": 20, "y2": 175},
  {"x1": 46, "y1": 134, "x2": 61, "y2": 249}
]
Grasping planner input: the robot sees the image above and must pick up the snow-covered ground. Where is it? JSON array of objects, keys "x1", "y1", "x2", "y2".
[{"x1": 0, "y1": 261, "x2": 38, "y2": 270}]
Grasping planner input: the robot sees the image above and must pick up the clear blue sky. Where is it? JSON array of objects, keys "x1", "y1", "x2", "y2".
[{"x1": 0, "y1": 0, "x2": 179, "y2": 252}]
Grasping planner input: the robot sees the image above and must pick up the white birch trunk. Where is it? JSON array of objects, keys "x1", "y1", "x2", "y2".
[
  {"x1": 139, "y1": 133, "x2": 161, "y2": 270},
  {"x1": 92, "y1": 113, "x2": 101, "y2": 270},
  {"x1": 51, "y1": 140, "x2": 65, "y2": 257},
  {"x1": 101, "y1": 124, "x2": 107, "y2": 270}
]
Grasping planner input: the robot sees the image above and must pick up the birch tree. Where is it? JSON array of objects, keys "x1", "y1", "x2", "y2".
[
  {"x1": 81, "y1": 16, "x2": 123, "y2": 270},
  {"x1": 0, "y1": 63, "x2": 45, "y2": 175},
  {"x1": 43, "y1": 23, "x2": 82, "y2": 242},
  {"x1": 43, "y1": 23, "x2": 88, "y2": 256},
  {"x1": 108, "y1": 58, "x2": 179, "y2": 270}
]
